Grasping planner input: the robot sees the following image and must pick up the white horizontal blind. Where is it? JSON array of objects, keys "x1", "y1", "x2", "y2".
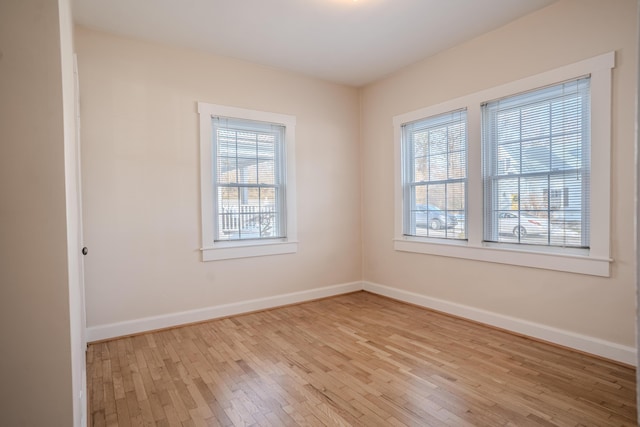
[
  {"x1": 213, "y1": 117, "x2": 286, "y2": 241},
  {"x1": 482, "y1": 77, "x2": 590, "y2": 247},
  {"x1": 402, "y1": 109, "x2": 467, "y2": 239}
]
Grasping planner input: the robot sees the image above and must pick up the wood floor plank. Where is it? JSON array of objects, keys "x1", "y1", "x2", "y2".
[{"x1": 88, "y1": 291, "x2": 636, "y2": 426}]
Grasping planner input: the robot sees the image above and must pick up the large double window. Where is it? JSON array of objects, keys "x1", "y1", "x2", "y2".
[
  {"x1": 199, "y1": 103, "x2": 298, "y2": 261},
  {"x1": 394, "y1": 52, "x2": 613, "y2": 276}
]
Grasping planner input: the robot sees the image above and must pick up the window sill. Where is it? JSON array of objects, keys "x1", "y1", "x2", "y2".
[
  {"x1": 393, "y1": 237, "x2": 611, "y2": 277},
  {"x1": 201, "y1": 240, "x2": 298, "y2": 261}
]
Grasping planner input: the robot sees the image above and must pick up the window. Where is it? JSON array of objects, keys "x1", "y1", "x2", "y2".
[
  {"x1": 198, "y1": 103, "x2": 297, "y2": 261},
  {"x1": 213, "y1": 117, "x2": 286, "y2": 241},
  {"x1": 402, "y1": 110, "x2": 467, "y2": 240},
  {"x1": 483, "y1": 78, "x2": 590, "y2": 248},
  {"x1": 393, "y1": 52, "x2": 614, "y2": 276}
]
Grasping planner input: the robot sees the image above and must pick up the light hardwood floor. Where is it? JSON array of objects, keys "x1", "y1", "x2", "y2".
[{"x1": 87, "y1": 291, "x2": 636, "y2": 426}]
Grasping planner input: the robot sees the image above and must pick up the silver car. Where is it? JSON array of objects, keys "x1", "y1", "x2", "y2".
[
  {"x1": 415, "y1": 204, "x2": 458, "y2": 230},
  {"x1": 498, "y1": 212, "x2": 549, "y2": 237}
]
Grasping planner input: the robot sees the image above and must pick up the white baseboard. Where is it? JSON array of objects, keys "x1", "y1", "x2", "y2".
[
  {"x1": 86, "y1": 281, "x2": 362, "y2": 342},
  {"x1": 86, "y1": 279, "x2": 636, "y2": 366},
  {"x1": 363, "y1": 281, "x2": 637, "y2": 366}
]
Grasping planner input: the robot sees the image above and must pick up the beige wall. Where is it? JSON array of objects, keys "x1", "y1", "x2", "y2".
[
  {"x1": 0, "y1": 0, "x2": 75, "y2": 425},
  {"x1": 75, "y1": 28, "x2": 362, "y2": 327},
  {"x1": 361, "y1": 0, "x2": 637, "y2": 347}
]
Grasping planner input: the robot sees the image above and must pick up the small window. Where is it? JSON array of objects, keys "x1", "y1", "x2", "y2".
[
  {"x1": 198, "y1": 103, "x2": 298, "y2": 261},
  {"x1": 402, "y1": 110, "x2": 467, "y2": 240},
  {"x1": 213, "y1": 117, "x2": 286, "y2": 241},
  {"x1": 482, "y1": 78, "x2": 590, "y2": 248}
]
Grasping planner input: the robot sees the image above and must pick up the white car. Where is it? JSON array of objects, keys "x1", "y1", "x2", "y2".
[{"x1": 498, "y1": 212, "x2": 549, "y2": 238}]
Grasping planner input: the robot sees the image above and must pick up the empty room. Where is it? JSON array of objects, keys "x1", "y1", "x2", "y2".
[{"x1": 1, "y1": 0, "x2": 639, "y2": 426}]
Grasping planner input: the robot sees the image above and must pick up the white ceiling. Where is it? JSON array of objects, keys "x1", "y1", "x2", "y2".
[{"x1": 72, "y1": 0, "x2": 557, "y2": 87}]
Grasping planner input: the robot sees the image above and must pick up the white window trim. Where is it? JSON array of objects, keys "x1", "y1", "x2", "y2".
[
  {"x1": 198, "y1": 102, "x2": 298, "y2": 261},
  {"x1": 393, "y1": 52, "x2": 614, "y2": 277}
]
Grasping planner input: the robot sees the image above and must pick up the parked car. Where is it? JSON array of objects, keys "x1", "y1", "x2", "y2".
[
  {"x1": 498, "y1": 211, "x2": 548, "y2": 237},
  {"x1": 415, "y1": 204, "x2": 458, "y2": 230}
]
